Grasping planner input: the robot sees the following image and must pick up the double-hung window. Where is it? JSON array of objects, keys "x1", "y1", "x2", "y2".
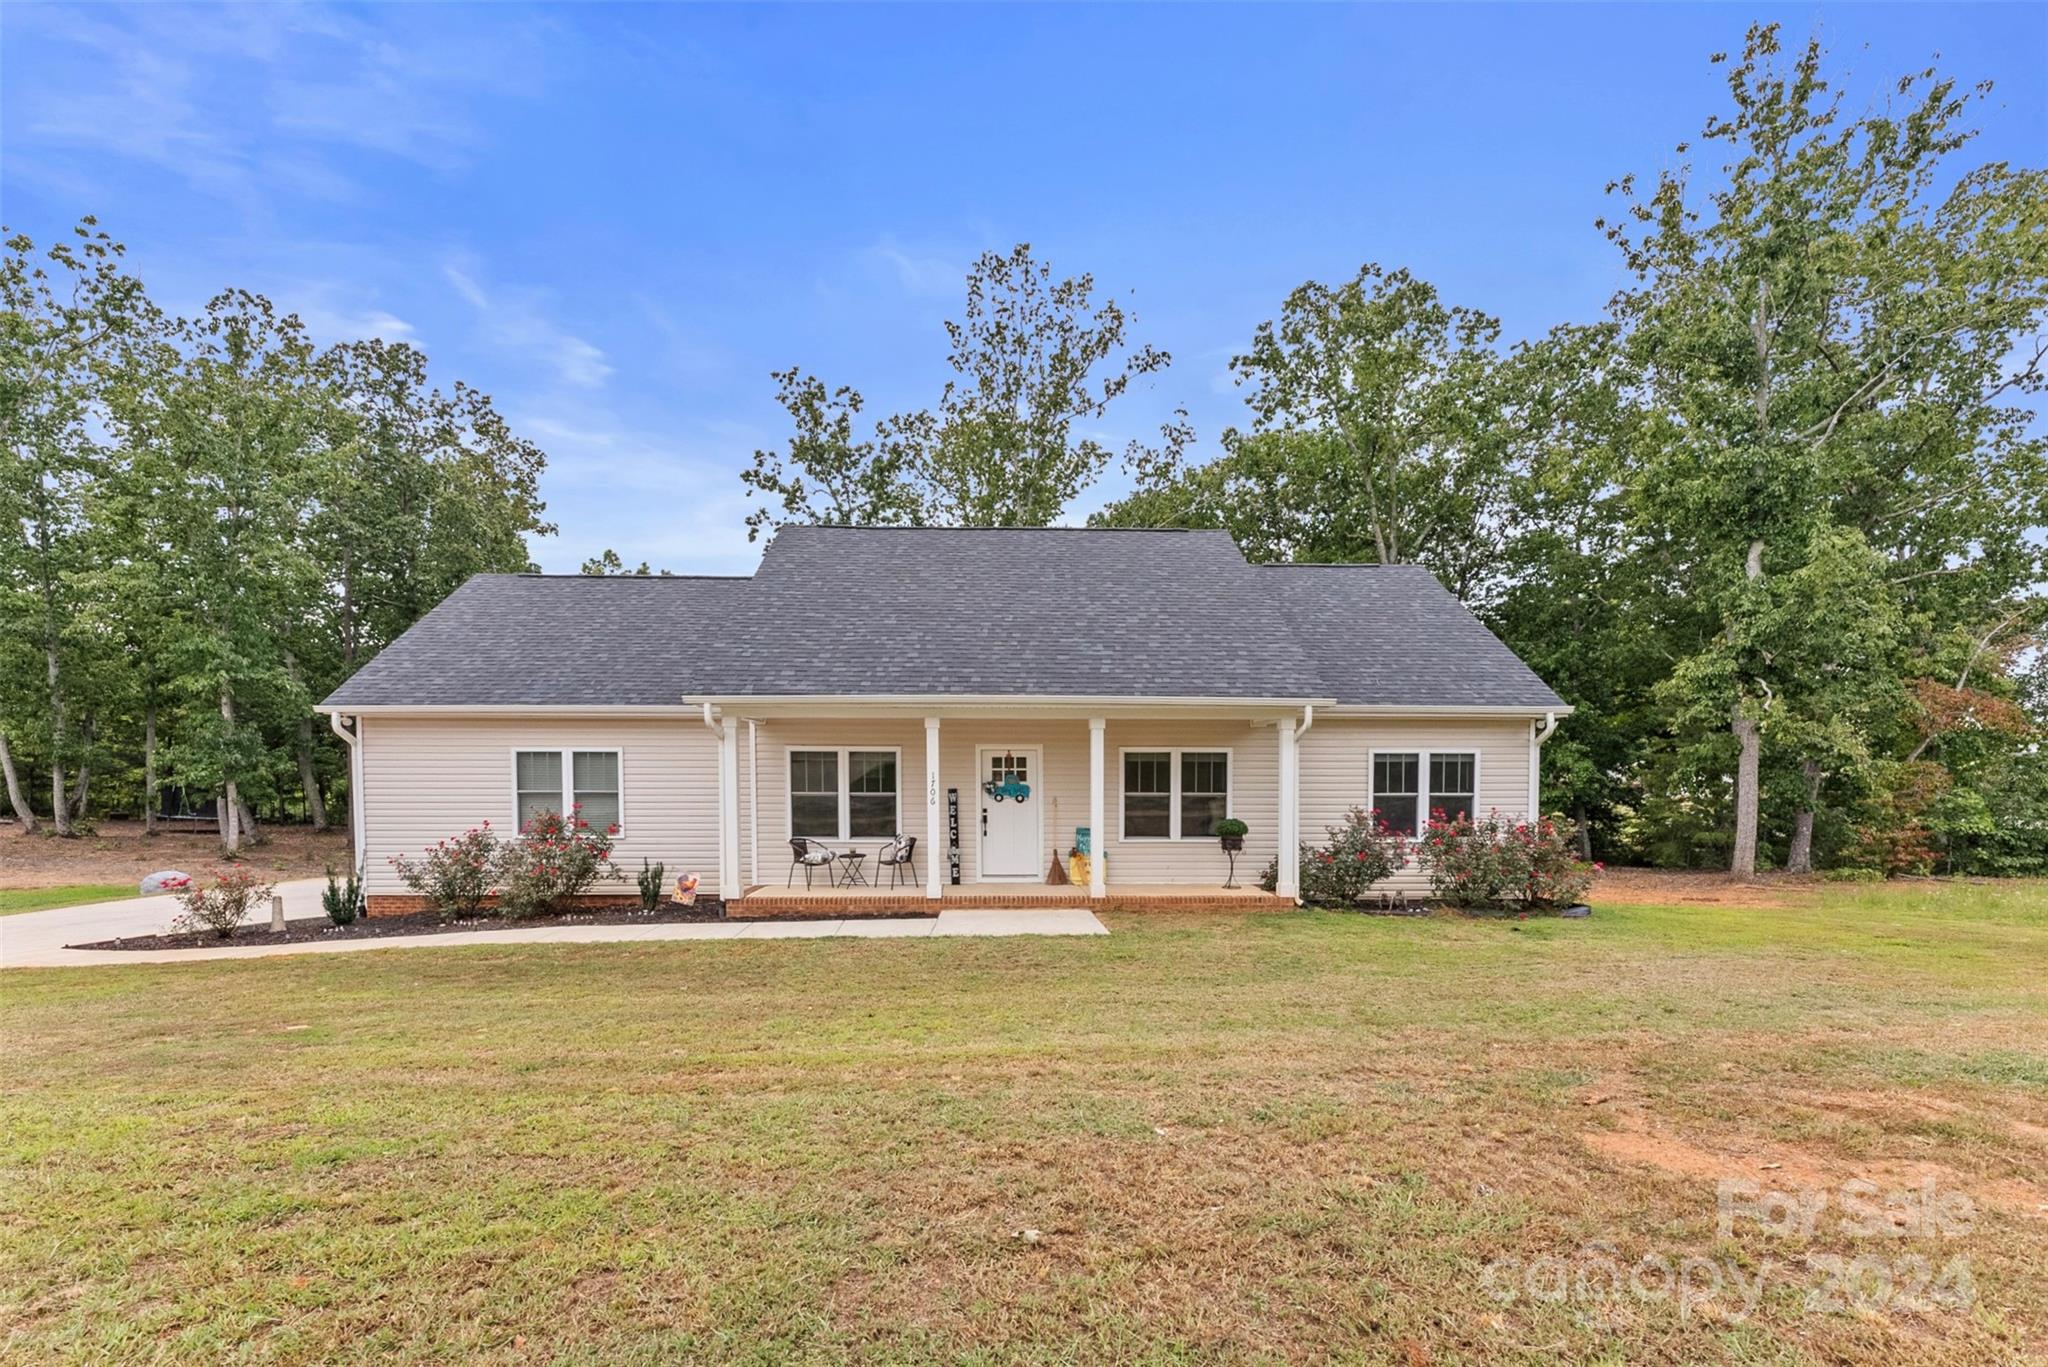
[
  {"x1": 789, "y1": 748, "x2": 900, "y2": 841},
  {"x1": 1121, "y1": 749, "x2": 1231, "y2": 840},
  {"x1": 1369, "y1": 750, "x2": 1477, "y2": 836},
  {"x1": 513, "y1": 748, "x2": 623, "y2": 834}
]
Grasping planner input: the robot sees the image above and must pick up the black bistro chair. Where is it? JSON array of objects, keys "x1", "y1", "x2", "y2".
[
  {"x1": 875, "y1": 835, "x2": 919, "y2": 889},
  {"x1": 787, "y1": 837, "x2": 838, "y2": 887}
]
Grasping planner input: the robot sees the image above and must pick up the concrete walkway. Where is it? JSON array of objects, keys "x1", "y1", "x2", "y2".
[{"x1": 0, "y1": 885, "x2": 1107, "y2": 969}]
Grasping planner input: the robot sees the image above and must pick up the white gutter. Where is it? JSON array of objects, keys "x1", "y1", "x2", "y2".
[
  {"x1": 327, "y1": 712, "x2": 367, "y2": 879},
  {"x1": 315, "y1": 704, "x2": 704, "y2": 717},
  {"x1": 1297, "y1": 703, "x2": 1316, "y2": 739},
  {"x1": 681, "y1": 692, "x2": 1337, "y2": 709},
  {"x1": 1320, "y1": 703, "x2": 1575, "y2": 719}
]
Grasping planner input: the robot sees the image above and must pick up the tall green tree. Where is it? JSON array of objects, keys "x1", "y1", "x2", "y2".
[
  {"x1": 1227, "y1": 264, "x2": 1508, "y2": 581},
  {"x1": 0, "y1": 221, "x2": 148, "y2": 834},
  {"x1": 743, "y1": 244, "x2": 1180, "y2": 537},
  {"x1": 146, "y1": 292, "x2": 323, "y2": 851},
  {"x1": 1605, "y1": 23, "x2": 2048, "y2": 873}
]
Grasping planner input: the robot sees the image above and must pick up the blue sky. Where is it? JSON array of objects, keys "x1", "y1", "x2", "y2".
[{"x1": 4, "y1": 3, "x2": 2043, "y2": 574}]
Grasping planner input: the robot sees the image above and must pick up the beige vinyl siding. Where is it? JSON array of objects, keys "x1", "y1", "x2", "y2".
[
  {"x1": 1298, "y1": 717, "x2": 1535, "y2": 894},
  {"x1": 360, "y1": 716, "x2": 720, "y2": 897},
  {"x1": 748, "y1": 718, "x2": 1279, "y2": 889}
]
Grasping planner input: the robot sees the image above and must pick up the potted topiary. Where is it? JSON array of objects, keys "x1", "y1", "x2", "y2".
[{"x1": 1215, "y1": 818, "x2": 1250, "y2": 888}]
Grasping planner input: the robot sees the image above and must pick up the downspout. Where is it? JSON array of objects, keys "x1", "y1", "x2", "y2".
[
  {"x1": 327, "y1": 712, "x2": 367, "y2": 879},
  {"x1": 1530, "y1": 710, "x2": 1559, "y2": 819},
  {"x1": 748, "y1": 720, "x2": 760, "y2": 890},
  {"x1": 1284, "y1": 706, "x2": 1314, "y2": 904}
]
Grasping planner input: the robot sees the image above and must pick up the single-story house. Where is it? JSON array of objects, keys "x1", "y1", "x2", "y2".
[{"x1": 318, "y1": 526, "x2": 1567, "y2": 914}]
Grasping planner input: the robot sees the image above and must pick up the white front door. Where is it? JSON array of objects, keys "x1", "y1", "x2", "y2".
[{"x1": 977, "y1": 746, "x2": 1043, "y2": 881}]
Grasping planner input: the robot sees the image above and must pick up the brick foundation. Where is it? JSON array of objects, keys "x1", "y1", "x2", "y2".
[
  {"x1": 364, "y1": 893, "x2": 644, "y2": 918},
  {"x1": 735, "y1": 889, "x2": 1289, "y2": 917}
]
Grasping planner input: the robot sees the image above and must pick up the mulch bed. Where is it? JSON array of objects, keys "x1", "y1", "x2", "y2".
[{"x1": 69, "y1": 898, "x2": 734, "y2": 952}]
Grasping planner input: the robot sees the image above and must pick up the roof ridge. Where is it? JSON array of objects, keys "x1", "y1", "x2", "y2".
[
  {"x1": 508, "y1": 573, "x2": 752, "y2": 581},
  {"x1": 776, "y1": 524, "x2": 1224, "y2": 534},
  {"x1": 1260, "y1": 561, "x2": 1429, "y2": 570}
]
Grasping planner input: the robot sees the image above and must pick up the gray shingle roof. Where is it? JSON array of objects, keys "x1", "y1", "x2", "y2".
[
  {"x1": 322, "y1": 527, "x2": 1563, "y2": 710},
  {"x1": 1264, "y1": 563, "x2": 1566, "y2": 710}
]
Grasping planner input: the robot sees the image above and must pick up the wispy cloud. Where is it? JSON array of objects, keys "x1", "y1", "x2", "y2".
[
  {"x1": 513, "y1": 408, "x2": 766, "y2": 574},
  {"x1": 285, "y1": 289, "x2": 417, "y2": 347},
  {"x1": 443, "y1": 259, "x2": 611, "y2": 388},
  {"x1": 1, "y1": 2, "x2": 559, "y2": 209},
  {"x1": 864, "y1": 235, "x2": 975, "y2": 298}
]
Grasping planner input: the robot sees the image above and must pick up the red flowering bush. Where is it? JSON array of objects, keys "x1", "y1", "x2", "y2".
[
  {"x1": 498, "y1": 805, "x2": 619, "y2": 919},
  {"x1": 390, "y1": 824, "x2": 501, "y2": 919},
  {"x1": 173, "y1": 865, "x2": 277, "y2": 939},
  {"x1": 1417, "y1": 810, "x2": 1593, "y2": 910},
  {"x1": 1291, "y1": 806, "x2": 1411, "y2": 906}
]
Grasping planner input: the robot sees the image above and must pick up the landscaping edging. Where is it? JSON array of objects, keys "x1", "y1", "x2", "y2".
[{"x1": 70, "y1": 899, "x2": 731, "y2": 952}]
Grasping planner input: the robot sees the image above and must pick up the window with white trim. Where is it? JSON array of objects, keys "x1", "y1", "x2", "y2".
[
  {"x1": 1123, "y1": 753, "x2": 1171, "y2": 839},
  {"x1": 1372, "y1": 753, "x2": 1419, "y2": 836},
  {"x1": 848, "y1": 750, "x2": 898, "y2": 837},
  {"x1": 1370, "y1": 750, "x2": 1477, "y2": 836},
  {"x1": 1429, "y1": 753, "x2": 1477, "y2": 825},
  {"x1": 514, "y1": 748, "x2": 622, "y2": 834},
  {"x1": 1180, "y1": 752, "x2": 1229, "y2": 838},
  {"x1": 789, "y1": 748, "x2": 900, "y2": 841},
  {"x1": 1121, "y1": 748, "x2": 1230, "y2": 840}
]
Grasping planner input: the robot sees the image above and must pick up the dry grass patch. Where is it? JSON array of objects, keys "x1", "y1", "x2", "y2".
[
  {"x1": 0, "y1": 820, "x2": 350, "y2": 891},
  {"x1": 1, "y1": 880, "x2": 2044, "y2": 1362}
]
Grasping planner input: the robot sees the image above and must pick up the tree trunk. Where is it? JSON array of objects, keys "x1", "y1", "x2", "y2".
[
  {"x1": 237, "y1": 797, "x2": 262, "y2": 844},
  {"x1": 1574, "y1": 804, "x2": 1592, "y2": 860},
  {"x1": 296, "y1": 721, "x2": 328, "y2": 831},
  {"x1": 1730, "y1": 704, "x2": 1762, "y2": 878},
  {"x1": 286, "y1": 651, "x2": 329, "y2": 831},
  {"x1": 1729, "y1": 537, "x2": 1767, "y2": 878},
  {"x1": 0, "y1": 729, "x2": 38, "y2": 833},
  {"x1": 219, "y1": 683, "x2": 241, "y2": 854},
  {"x1": 1786, "y1": 760, "x2": 1823, "y2": 875},
  {"x1": 47, "y1": 640, "x2": 70, "y2": 836},
  {"x1": 68, "y1": 716, "x2": 93, "y2": 819},
  {"x1": 143, "y1": 695, "x2": 159, "y2": 836}
]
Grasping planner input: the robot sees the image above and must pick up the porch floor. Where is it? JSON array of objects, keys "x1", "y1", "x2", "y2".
[{"x1": 738, "y1": 881, "x2": 1291, "y2": 917}]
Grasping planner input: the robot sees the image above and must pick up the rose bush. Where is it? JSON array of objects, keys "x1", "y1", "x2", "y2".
[
  {"x1": 1261, "y1": 807, "x2": 1411, "y2": 906},
  {"x1": 389, "y1": 824, "x2": 501, "y2": 919},
  {"x1": 172, "y1": 865, "x2": 277, "y2": 939},
  {"x1": 497, "y1": 805, "x2": 619, "y2": 919},
  {"x1": 1417, "y1": 810, "x2": 1595, "y2": 910}
]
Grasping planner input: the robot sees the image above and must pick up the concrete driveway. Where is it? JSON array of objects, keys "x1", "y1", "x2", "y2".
[{"x1": 0, "y1": 885, "x2": 1107, "y2": 969}]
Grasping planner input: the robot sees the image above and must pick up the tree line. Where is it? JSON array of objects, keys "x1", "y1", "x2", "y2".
[
  {"x1": 743, "y1": 26, "x2": 2048, "y2": 876},
  {"x1": 1, "y1": 223, "x2": 552, "y2": 847}
]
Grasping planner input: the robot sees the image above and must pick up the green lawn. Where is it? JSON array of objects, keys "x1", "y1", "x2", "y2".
[
  {"x1": 3, "y1": 882, "x2": 2044, "y2": 1363},
  {"x1": 0, "y1": 883, "x2": 138, "y2": 916}
]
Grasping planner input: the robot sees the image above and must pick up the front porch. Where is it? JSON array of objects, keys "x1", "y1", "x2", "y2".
[
  {"x1": 698, "y1": 700, "x2": 1318, "y2": 905},
  {"x1": 736, "y1": 881, "x2": 1291, "y2": 917}
]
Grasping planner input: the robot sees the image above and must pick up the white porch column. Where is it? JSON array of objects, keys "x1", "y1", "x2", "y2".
[
  {"x1": 1276, "y1": 716, "x2": 1300, "y2": 900},
  {"x1": 719, "y1": 718, "x2": 741, "y2": 899},
  {"x1": 924, "y1": 716, "x2": 943, "y2": 900},
  {"x1": 1088, "y1": 717, "x2": 1106, "y2": 899}
]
